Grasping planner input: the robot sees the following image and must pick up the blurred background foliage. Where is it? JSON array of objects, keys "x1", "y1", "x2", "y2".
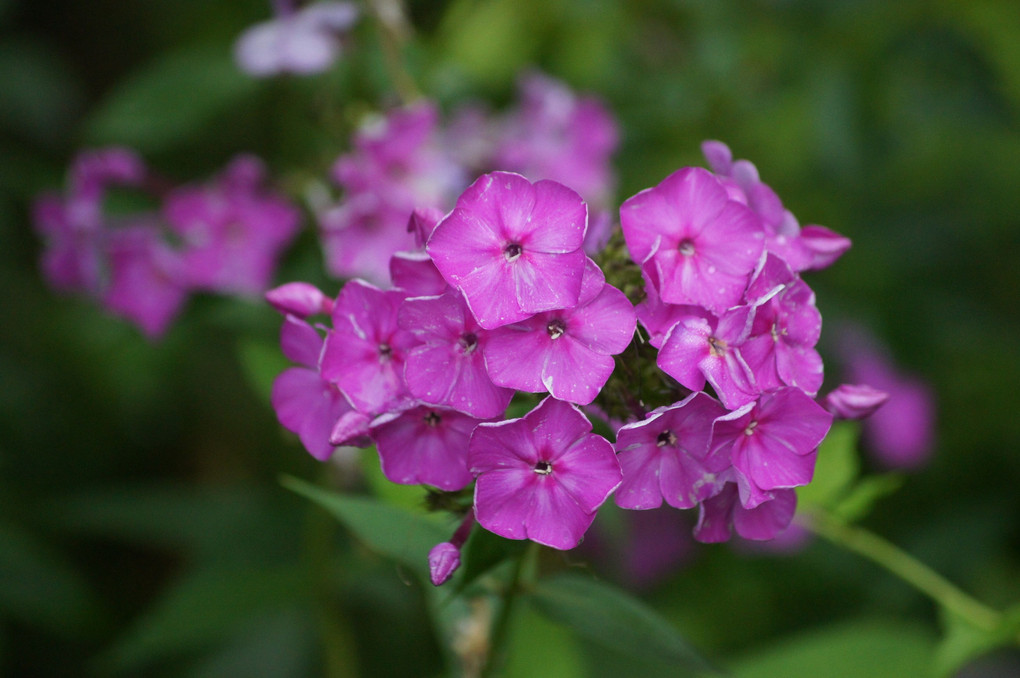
[{"x1": 1, "y1": 0, "x2": 1019, "y2": 676}]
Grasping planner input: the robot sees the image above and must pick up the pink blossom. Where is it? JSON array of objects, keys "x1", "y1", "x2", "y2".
[
  {"x1": 710, "y1": 388, "x2": 833, "y2": 509},
  {"x1": 398, "y1": 290, "x2": 512, "y2": 419},
  {"x1": 614, "y1": 392, "x2": 728, "y2": 510},
  {"x1": 234, "y1": 1, "x2": 359, "y2": 77},
  {"x1": 426, "y1": 172, "x2": 588, "y2": 329},
  {"x1": 482, "y1": 259, "x2": 635, "y2": 404},
  {"x1": 469, "y1": 397, "x2": 621, "y2": 550},
  {"x1": 371, "y1": 405, "x2": 479, "y2": 490},
  {"x1": 619, "y1": 167, "x2": 764, "y2": 313},
  {"x1": 319, "y1": 280, "x2": 415, "y2": 415},
  {"x1": 693, "y1": 482, "x2": 797, "y2": 543},
  {"x1": 271, "y1": 315, "x2": 351, "y2": 460}
]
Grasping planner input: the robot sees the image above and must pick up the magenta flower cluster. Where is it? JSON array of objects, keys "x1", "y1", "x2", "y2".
[
  {"x1": 267, "y1": 135, "x2": 887, "y2": 586},
  {"x1": 33, "y1": 148, "x2": 300, "y2": 338},
  {"x1": 314, "y1": 74, "x2": 619, "y2": 284}
]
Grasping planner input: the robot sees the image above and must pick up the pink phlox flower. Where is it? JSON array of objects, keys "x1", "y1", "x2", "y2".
[
  {"x1": 740, "y1": 277, "x2": 824, "y2": 395},
  {"x1": 319, "y1": 279, "x2": 415, "y2": 415},
  {"x1": 634, "y1": 267, "x2": 707, "y2": 350},
  {"x1": 234, "y1": 1, "x2": 359, "y2": 77},
  {"x1": 101, "y1": 222, "x2": 189, "y2": 339},
  {"x1": 494, "y1": 73, "x2": 618, "y2": 208},
  {"x1": 399, "y1": 290, "x2": 512, "y2": 418},
  {"x1": 701, "y1": 140, "x2": 850, "y2": 272},
  {"x1": 822, "y1": 383, "x2": 890, "y2": 420},
  {"x1": 371, "y1": 405, "x2": 480, "y2": 491},
  {"x1": 469, "y1": 396, "x2": 622, "y2": 550},
  {"x1": 389, "y1": 251, "x2": 449, "y2": 297},
  {"x1": 693, "y1": 480, "x2": 797, "y2": 543},
  {"x1": 483, "y1": 258, "x2": 636, "y2": 405},
  {"x1": 426, "y1": 171, "x2": 588, "y2": 329},
  {"x1": 583, "y1": 210, "x2": 614, "y2": 256},
  {"x1": 271, "y1": 314, "x2": 351, "y2": 460},
  {"x1": 614, "y1": 391, "x2": 728, "y2": 510},
  {"x1": 266, "y1": 281, "x2": 334, "y2": 318},
  {"x1": 427, "y1": 508, "x2": 476, "y2": 586},
  {"x1": 657, "y1": 304, "x2": 758, "y2": 410},
  {"x1": 319, "y1": 193, "x2": 417, "y2": 284},
  {"x1": 163, "y1": 155, "x2": 300, "y2": 295},
  {"x1": 619, "y1": 166, "x2": 764, "y2": 313},
  {"x1": 710, "y1": 387, "x2": 833, "y2": 509},
  {"x1": 407, "y1": 206, "x2": 445, "y2": 248}
]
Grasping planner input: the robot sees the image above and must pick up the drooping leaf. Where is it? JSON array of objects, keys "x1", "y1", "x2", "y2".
[
  {"x1": 98, "y1": 565, "x2": 309, "y2": 674},
  {"x1": 454, "y1": 526, "x2": 527, "y2": 594},
  {"x1": 831, "y1": 473, "x2": 904, "y2": 523},
  {"x1": 84, "y1": 44, "x2": 259, "y2": 153},
  {"x1": 280, "y1": 475, "x2": 447, "y2": 580},
  {"x1": 504, "y1": 600, "x2": 584, "y2": 678},
  {"x1": 529, "y1": 572, "x2": 717, "y2": 675}
]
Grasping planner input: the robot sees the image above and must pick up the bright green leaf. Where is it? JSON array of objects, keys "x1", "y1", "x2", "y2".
[
  {"x1": 529, "y1": 572, "x2": 718, "y2": 675},
  {"x1": 833, "y1": 474, "x2": 904, "y2": 523},
  {"x1": 935, "y1": 606, "x2": 1020, "y2": 678},
  {"x1": 797, "y1": 421, "x2": 859, "y2": 511},
  {"x1": 280, "y1": 475, "x2": 447, "y2": 580},
  {"x1": 84, "y1": 44, "x2": 259, "y2": 153}
]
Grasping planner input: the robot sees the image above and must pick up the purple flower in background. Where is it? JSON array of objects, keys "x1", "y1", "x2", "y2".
[
  {"x1": 469, "y1": 397, "x2": 621, "y2": 550},
  {"x1": 693, "y1": 482, "x2": 797, "y2": 543},
  {"x1": 234, "y1": 1, "x2": 359, "y2": 77},
  {"x1": 495, "y1": 72, "x2": 619, "y2": 208},
  {"x1": 399, "y1": 290, "x2": 513, "y2": 419},
  {"x1": 427, "y1": 172, "x2": 588, "y2": 329},
  {"x1": 483, "y1": 259, "x2": 635, "y2": 404},
  {"x1": 620, "y1": 167, "x2": 763, "y2": 313},
  {"x1": 322, "y1": 104, "x2": 463, "y2": 283},
  {"x1": 371, "y1": 405, "x2": 479, "y2": 490},
  {"x1": 711, "y1": 387, "x2": 833, "y2": 509},
  {"x1": 271, "y1": 314, "x2": 351, "y2": 460},
  {"x1": 163, "y1": 155, "x2": 300, "y2": 296},
  {"x1": 614, "y1": 392, "x2": 728, "y2": 510},
  {"x1": 102, "y1": 224, "x2": 188, "y2": 339},
  {"x1": 319, "y1": 280, "x2": 415, "y2": 415},
  {"x1": 841, "y1": 332, "x2": 936, "y2": 470}
]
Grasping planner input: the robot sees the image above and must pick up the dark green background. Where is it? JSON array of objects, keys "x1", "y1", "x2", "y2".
[{"x1": 1, "y1": 0, "x2": 1018, "y2": 675}]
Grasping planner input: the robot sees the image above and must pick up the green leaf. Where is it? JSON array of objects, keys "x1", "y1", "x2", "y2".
[
  {"x1": 832, "y1": 473, "x2": 904, "y2": 523},
  {"x1": 84, "y1": 44, "x2": 259, "y2": 153},
  {"x1": 797, "y1": 421, "x2": 859, "y2": 511},
  {"x1": 504, "y1": 600, "x2": 584, "y2": 678},
  {"x1": 454, "y1": 526, "x2": 527, "y2": 593},
  {"x1": 0, "y1": 521, "x2": 105, "y2": 638},
  {"x1": 98, "y1": 564, "x2": 309, "y2": 673},
  {"x1": 280, "y1": 475, "x2": 447, "y2": 580},
  {"x1": 935, "y1": 606, "x2": 1020, "y2": 678},
  {"x1": 236, "y1": 338, "x2": 290, "y2": 406},
  {"x1": 529, "y1": 572, "x2": 717, "y2": 675},
  {"x1": 730, "y1": 618, "x2": 936, "y2": 678}
]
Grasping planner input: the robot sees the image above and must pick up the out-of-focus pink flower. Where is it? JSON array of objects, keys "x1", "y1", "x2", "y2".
[{"x1": 234, "y1": 1, "x2": 359, "y2": 77}]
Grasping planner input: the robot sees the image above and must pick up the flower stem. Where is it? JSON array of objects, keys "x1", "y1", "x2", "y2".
[
  {"x1": 801, "y1": 509, "x2": 1003, "y2": 632},
  {"x1": 366, "y1": 0, "x2": 422, "y2": 104},
  {"x1": 480, "y1": 542, "x2": 541, "y2": 678}
]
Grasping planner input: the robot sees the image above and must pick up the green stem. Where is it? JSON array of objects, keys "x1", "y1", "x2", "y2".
[
  {"x1": 801, "y1": 509, "x2": 1003, "y2": 632},
  {"x1": 366, "y1": 0, "x2": 422, "y2": 104},
  {"x1": 480, "y1": 542, "x2": 540, "y2": 678}
]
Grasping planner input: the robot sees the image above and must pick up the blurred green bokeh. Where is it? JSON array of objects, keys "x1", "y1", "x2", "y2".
[{"x1": 1, "y1": 0, "x2": 1018, "y2": 676}]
